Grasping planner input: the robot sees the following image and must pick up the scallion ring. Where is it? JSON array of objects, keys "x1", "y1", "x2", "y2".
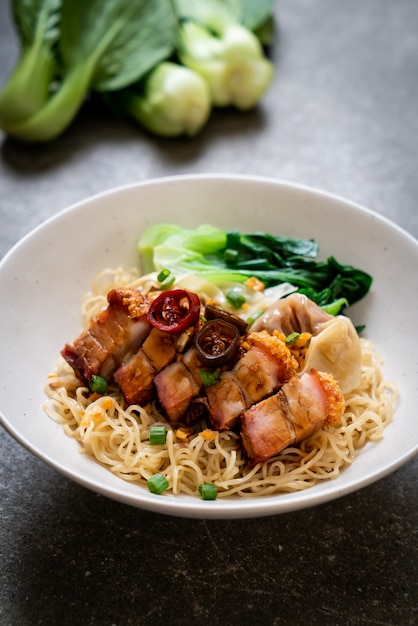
[
  {"x1": 198, "y1": 483, "x2": 218, "y2": 500},
  {"x1": 226, "y1": 288, "x2": 246, "y2": 309},
  {"x1": 89, "y1": 374, "x2": 108, "y2": 394},
  {"x1": 147, "y1": 473, "x2": 169, "y2": 495},
  {"x1": 149, "y1": 424, "x2": 167, "y2": 445}
]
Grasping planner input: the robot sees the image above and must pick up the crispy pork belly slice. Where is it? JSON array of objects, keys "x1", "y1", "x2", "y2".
[
  {"x1": 251, "y1": 293, "x2": 333, "y2": 336},
  {"x1": 282, "y1": 370, "x2": 344, "y2": 440},
  {"x1": 154, "y1": 361, "x2": 201, "y2": 422},
  {"x1": 113, "y1": 349, "x2": 156, "y2": 406},
  {"x1": 240, "y1": 394, "x2": 296, "y2": 463},
  {"x1": 142, "y1": 328, "x2": 176, "y2": 371},
  {"x1": 61, "y1": 288, "x2": 151, "y2": 382},
  {"x1": 205, "y1": 372, "x2": 247, "y2": 431},
  {"x1": 204, "y1": 332, "x2": 297, "y2": 431},
  {"x1": 234, "y1": 332, "x2": 297, "y2": 406},
  {"x1": 241, "y1": 370, "x2": 345, "y2": 463}
]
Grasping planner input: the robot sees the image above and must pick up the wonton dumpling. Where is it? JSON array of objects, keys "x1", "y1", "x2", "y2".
[
  {"x1": 251, "y1": 293, "x2": 333, "y2": 336},
  {"x1": 252, "y1": 293, "x2": 361, "y2": 395},
  {"x1": 300, "y1": 316, "x2": 361, "y2": 394}
]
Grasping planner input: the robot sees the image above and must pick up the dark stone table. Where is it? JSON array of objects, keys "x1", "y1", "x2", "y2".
[{"x1": 1, "y1": 1, "x2": 417, "y2": 624}]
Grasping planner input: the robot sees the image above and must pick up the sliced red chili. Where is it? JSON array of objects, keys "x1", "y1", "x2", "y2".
[
  {"x1": 147, "y1": 289, "x2": 200, "y2": 334},
  {"x1": 195, "y1": 319, "x2": 240, "y2": 367}
]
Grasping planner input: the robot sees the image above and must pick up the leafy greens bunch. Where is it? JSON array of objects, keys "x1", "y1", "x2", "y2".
[
  {"x1": 0, "y1": 0, "x2": 276, "y2": 142},
  {"x1": 138, "y1": 223, "x2": 373, "y2": 315}
]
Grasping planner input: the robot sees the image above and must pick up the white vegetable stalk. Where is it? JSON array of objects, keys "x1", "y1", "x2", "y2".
[
  {"x1": 126, "y1": 61, "x2": 212, "y2": 137},
  {"x1": 177, "y1": 21, "x2": 274, "y2": 110}
]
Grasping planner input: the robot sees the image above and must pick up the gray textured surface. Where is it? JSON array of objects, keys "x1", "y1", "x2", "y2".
[{"x1": 0, "y1": 1, "x2": 417, "y2": 625}]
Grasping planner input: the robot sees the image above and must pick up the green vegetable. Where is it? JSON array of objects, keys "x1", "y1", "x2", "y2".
[
  {"x1": 89, "y1": 374, "x2": 108, "y2": 394},
  {"x1": 174, "y1": 0, "x2": 276, "y2": 39},
  {"x1": 247, "y1": 309, "x2": 264, "y2": 327},
  {"x1": 226, "y1": 288, "x2": 246, "y2": 309},
  {"x1": 0, "y1": 0, "x2": 278, "y2": 140},
  {"x1": 285, "y1": 332, "x2": 301, "y2": 346},
  {"x1": 149, "y1": 424, "x2": 167, "y2": 446},
  {"x1": 199, "y1": 369, "x2": 221, "y2": 387},
  {"x1": 176, "y1": 12, "x2": 274, "y2": 110},
  {"x1": 147, "y1": 473, "x2": 169, "y2": 494},
  {"x1": 321, "y1": 297, "x2": 349, "y2": 316},
  {"x1": 1, "y1": 0, "x2": 177, "y2": 142},
  {"x1": 105, "y1": 62, "x2": 212, "y2": 138},
  {"x1": 198, "y1": 483, "x2": 218, "y2": 500},
  {"x1": 157, "y1": 269, "x2": 171, "y2": 282},
  {"x1": 157, "y1": 268, "x2": 176, "y2": 290},
  {"x1": 0, "y1": 0, "x2": 61, "y2": 128},
  {"x1": 138, "y1": 223, "x2": 373, "y2": 309}
]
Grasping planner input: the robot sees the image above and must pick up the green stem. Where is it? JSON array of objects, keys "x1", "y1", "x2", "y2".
[
  {"x1": 0, "y1": 43, "x2": 56, "y2": 127},
  {"x1": 7, "y1": 60, "x2": 95, "y2": 142}
]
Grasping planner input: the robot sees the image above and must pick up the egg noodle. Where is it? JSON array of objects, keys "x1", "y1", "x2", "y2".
[{"x1": 43, "y1": 268, "x2": 397, "y2": 498}]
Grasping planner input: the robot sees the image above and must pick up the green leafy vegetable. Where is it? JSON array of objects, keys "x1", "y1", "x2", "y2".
[
  {"x1": 174, "y1": 0, "x2": 276, "y2": 33},
  {"x1": 0, "y1": 0, "x2": 278, "y2": 141},
  {"x1": 138, "y1": 223, "x2": 373, "y2": 309},
  {"x1": 0, "y1": 0, "x2": 61, "y2": 128},
  {"x1": 106, "y1": 61, "x2": 212, "y2": 138},
  {"x1": 174, "y1": 0, "x2": 274, "y2": 110},
  {"x1": 1, "y1": 0, "x2": 177, "y2": 142}
]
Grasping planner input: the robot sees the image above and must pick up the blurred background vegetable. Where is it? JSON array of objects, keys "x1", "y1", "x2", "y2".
[
  {"x1": 104, "y1": 62, "x2": 212, "y2": 138},
  {"x1": 174, "y1": 0, "x2": 274, "y2": 109},
  {"x1": 0, "y1": 0, "x2": 277, "y2": 142}
]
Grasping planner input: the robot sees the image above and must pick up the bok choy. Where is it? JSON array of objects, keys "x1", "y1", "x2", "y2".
[
  {"x1": 174, "y1": 0, "x2": 275, "y2": 110},
  {"x1": 0, "y1": 0, "x2": 61, "y2": 128},
  {"x1": 138, "y1": 224, "x2": 373, "y2": 313},
  {"x1": 0, "y1": 0, "x2": 177, "y2": 142},
  {"x1": 0, "y1": 0, "x2": 278, "y2": 142},
  {"x1": 104, "y1": 62, "x2": 212, "y2": 138}
]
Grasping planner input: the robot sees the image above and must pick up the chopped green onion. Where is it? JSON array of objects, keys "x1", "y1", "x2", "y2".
[
  {"x1": 226, "y1": 288, "x2": 246, "y2": 309},
  {"x1": 199, "y1": 369, "x2": 221, "y2": 387},
  {"x1": 149, "y1": 424, "x2": 167, "y2": 445},
  {"x1": 286, "y1": 332, "x2": 301, "y2": 346},
  {"x1": 160, "y1": 275, "x2": 176, "y2": 289},
  {"x1": 147, "y1": 473, "x2": 169, "y2": 495},
  {"x1": 89, "y1": 374, "x2": 108, "y2": 394},
  {"x1": 157, "y1": 268, "x2": 176, "y2": 290},
  {"x1": 198, "y1": 483, "x2": 218, "y2": 500},
  {"x1": 157, "y1": 268, "x2": 171, "y2": 282},
  {"x1": 247, "y1": 309, "x2": 264, "y2": 327}
]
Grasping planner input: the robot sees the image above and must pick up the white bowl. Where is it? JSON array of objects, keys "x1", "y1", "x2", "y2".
[{"x1": 1, "y1": 174, "x2": 417, "y2": 519}]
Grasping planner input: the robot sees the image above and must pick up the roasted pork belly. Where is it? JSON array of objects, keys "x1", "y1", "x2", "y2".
[
  {"x1": 154, "y1": 360, "x2": 201, "y2": 422},
  {"x1": 240, "y1": 370, "x2": 344, "y2": 463},
  {"x1": 205, "y1": 372, "x2": 247, "y2": 430},
  {"x1": 114, "y1": 349, "x2": 156, "y2": 406},
  {"x1": 61, "y1": 288, "x2": 151, "y2": 382},
  {"x1": 205, "y1": 331, "x2": 297, "y2": 431},
  {"x1": 141, "y1": 327, "x2": 176, "y2": 371}
]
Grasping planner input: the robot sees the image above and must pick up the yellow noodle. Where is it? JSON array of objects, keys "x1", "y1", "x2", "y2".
[{"x1": 43, "y1": 269, "x2": 397, "y2": 498}]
